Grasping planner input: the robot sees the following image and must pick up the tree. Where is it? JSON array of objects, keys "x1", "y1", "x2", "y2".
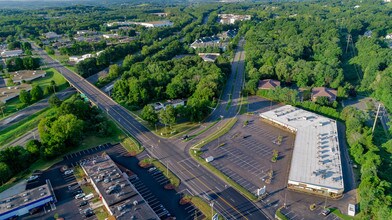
[
  {"x1": 49, "y1": 94, "x2": 62, "y2": 107},
  {"x1": 141, "y1": 104, "x2": 158, "y2": 126},
  {"x1": 315, "y1": 96, "x2": 331, "y2": 106},
  {"x1": 0, "y1": 162, "x2": 12, "y2": 184},
  {"x1": 19, "y1": 89, "x2": 31, "y2": 104},
  {"x1": 30, "y1": 85, "x2": 43, "y2": 101},
  {"x1": 26, "y1": 140, "x2": 41, "y2": 158},
  {"x1": 108, "y1": 64, "x2": 121, "y2": 79},
  {"x1": 159, "y1": 105, "x2": 176, "y2": 128}
]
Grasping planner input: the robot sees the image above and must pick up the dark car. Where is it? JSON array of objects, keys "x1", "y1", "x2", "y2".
[
  {"x1": 321, "y1": 209, "x2": 331, "y2": 216},
  {"x1": 79, "y1": 201, "x2": 88, "y2": 207},
  {"x1": 85, "y1": 211, "x2": 94, "y2": 217},
  {"x1": 72, "y1": 190, "x2": 83, "y2": 196}
]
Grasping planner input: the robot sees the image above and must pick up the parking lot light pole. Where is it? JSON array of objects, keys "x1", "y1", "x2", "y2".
[{"x1": 210, "y1": 201, "x2": 214, "y2": 218}]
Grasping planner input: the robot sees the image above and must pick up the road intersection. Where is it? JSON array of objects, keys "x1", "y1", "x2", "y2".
[{"x1": 30, "y1": 39, "x2": 269, "y2": 219}]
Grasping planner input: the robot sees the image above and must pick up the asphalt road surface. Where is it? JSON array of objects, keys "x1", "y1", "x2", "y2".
[
  {"x1": 0, "y1": 87, "x2": 76, "y2": 132},
  {"x1": 31, "y1": 41, "x2": 269, "y2": 219}
]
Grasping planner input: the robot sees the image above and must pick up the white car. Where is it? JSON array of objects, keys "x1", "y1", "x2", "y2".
[
  {"x1": 75, "y1": 193, "x2": 85, "y2": 199},
  {"x1": 64, "y1": 169, "x2": 74, "y2": 175},
  {"x1": 27, "y1": 175, "x2": 39, "y2": 182}
]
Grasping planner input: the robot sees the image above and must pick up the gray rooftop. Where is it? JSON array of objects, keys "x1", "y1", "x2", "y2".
[
  {"x1": 260, "y1": 105, "x2": 344, "y2": 192},
  {"x1": 82, "y1": 154, "x2": 159, "y2": 219},
  {"x1": 0, "y1": 182, "x2": 53, "y2": 215}
]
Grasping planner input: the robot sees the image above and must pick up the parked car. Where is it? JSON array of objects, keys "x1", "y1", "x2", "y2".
[
  {"x1": 27, "y1": 175, "x2": 39, "y2": 182},
  {"x1": 148, "y1": 167, "x2": 157, "y2": 172},
  {"x1": 321, "y1": 209, "x2": 331, "y2": 216},
  {"x1": 75, "y1": 193, "x2": 85, "y2": 199},
  {"x1": 79, "y1": 201, "x2": 88, "y2": 207},
  {"x1": 85, "y1": 211, "x2": 94, "y2": 218},
  {"x1": 64, "y1": 169, "x2": 74, "y2": 175}
]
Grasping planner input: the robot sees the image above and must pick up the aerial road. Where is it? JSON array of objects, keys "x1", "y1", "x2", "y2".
[{"x1": 31, "y1": 41, "x2": 268, "y2": 220}]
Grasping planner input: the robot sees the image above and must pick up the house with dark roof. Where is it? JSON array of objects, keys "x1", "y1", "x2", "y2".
[
  {"x1": 258, "y1": 79, "x2": 281, "y2": 90},
  {"x1": 311, "y1": 87, "x2": 337, "y2": 102}
]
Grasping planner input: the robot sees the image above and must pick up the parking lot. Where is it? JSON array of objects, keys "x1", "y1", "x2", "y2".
[
  {"x1": 201, "y1": 114, "x2": 295, "y2": 197},
  {"x1": 280, "y1": 206, "x2": 341, "y2": 220},
  {"x1": 21, "y1": 143, "x2": 197, "y2": 220}
]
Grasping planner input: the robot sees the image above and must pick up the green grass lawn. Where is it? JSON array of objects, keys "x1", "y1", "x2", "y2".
[
  {"x1": 0, "y1": 67, "x2": 68, "y2": 119},
  {"x1": 329, "y1": 208, "x2": 358, "y2": 220},
  {"x1": 94, "y1": 207, "x2": 109, "y2": 220},
  {"x1": 0, "y1": 107, "x2": 54, "y2": 147}
]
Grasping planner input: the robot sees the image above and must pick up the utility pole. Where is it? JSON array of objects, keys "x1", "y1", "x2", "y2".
[
  {"x1": 372, "y1": 103, "x2": 381, "y2": 134},
  {"x1": 210, "y1": 201, "x2": 214, "y2": 219},
  {"x1": 324, "y1": 192, "x2": 328, "y2": 209},
  {"x1": 166, "y1": 161, "x2": 169, "y2": 177}
]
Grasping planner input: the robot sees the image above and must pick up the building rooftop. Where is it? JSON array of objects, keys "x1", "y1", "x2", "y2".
[
  {"x1": 258, "y1": 79, "x2": 281, "y2": 89},
  {"x1": 0, "y1": 84, "x2": 32, "y2": 103},
  {"x1": 9, "y1": 70, "x2": 46, "y2": 83},
  {"x1": 81, "y1": 154, "x2": 159, "y2": 219},
  {"x1": 312, "y1": 87, "x2": 337, "y2": 101},
  {"x1": 260, "y1": 105, "x2": 344, "y2": 192},
  {"x1": 0, "y1": 182, "x2": 53, "y2": 215}
]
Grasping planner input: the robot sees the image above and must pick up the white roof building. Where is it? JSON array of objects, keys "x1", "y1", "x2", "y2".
[
  {"x1": 106, "y1": 20, "x2": 173, "y2": 28},
  {"x1": 260, "y1": 105, "x2": 344, "y2": 197},
  {"x1": 1, "y1": 50, "x2": 23, "y2": 58},
  {"x1": 43, "y1": 32, "x2": 61, "y2": 39}
]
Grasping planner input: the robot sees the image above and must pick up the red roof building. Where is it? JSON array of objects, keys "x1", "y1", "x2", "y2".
[
  {"x1": 258, "y1": 79, "x2": 281, "y2": 90},
  {"x1": 311, "y1": 87, "x2": 337, "y2": 102}
]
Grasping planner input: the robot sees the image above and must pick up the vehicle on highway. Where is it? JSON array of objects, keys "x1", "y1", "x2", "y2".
[
  {"x1": 64, "y1": 169, "x2": 74, "y2": 175},
  {"x1": 83, "y1": 193, "x2": 94, "y2": 201},
  {"x1": 75, "y1": 193, "x2": 85, "y2": 199},
  {"x1": 79, "y1": 201, "x2": 88, "y2": 207},
  {"x1": 27, "y1": 175, "x2": 39, "y2": 182},
  {"x1": 148, "y1": 167, "x2": 157, "y2": 172},
  {"x1": 321, "y1": 209, "x2": 331, "y2": 216}
]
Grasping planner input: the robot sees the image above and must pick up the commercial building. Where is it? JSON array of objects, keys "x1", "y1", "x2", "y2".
[
  {"x1": 260, "y1": 105, "x2": 344, "y2": 198},
  {"x1": 0, "y1": 180, "x2": 56, "y2": 220},
  {"x1": 107, "y1": 20, "x2": 173, "y2": 28},
  {"x1": 218, "y1": 14, "x2": 251, "y2": 24},
  {"x1": 9, "y1": 70, "x2": 46, "y2": 83},
  {"x1": 80, "y1": 153, "x2": 159, "y2": 220},
  {"x1": 0, "y1": 84, "x2": 32, "y2": 103},
  {"x1": 1, "y1": 50, "x2": 23, "y2": 58}
]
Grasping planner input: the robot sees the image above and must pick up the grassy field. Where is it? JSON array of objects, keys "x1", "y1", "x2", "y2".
[
  {"x1": 275, "y1": 207, "x2": 289, "y2": 220},
  {"x1": 94, "y1": 207, "x2": 109, "y2": 220},
  {"x1": 0, "y1": 67, "x2": 68, "y2": 119},
  {"x1": 0, "y1": 107, "x2": 54, "y2": 147},
  {"x1": 329, "y1": 208, "x2": 357, "y2": 220}
]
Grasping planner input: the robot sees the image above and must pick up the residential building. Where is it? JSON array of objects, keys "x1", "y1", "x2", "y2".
[
  {"x1": 218, "y1": 14, "x2": 251, "y2": 24},
  {"x1": 76, "y1": 30, "x2": 97, "y2": 35},
  {"x1": 190, "y1": 36, "x2": 221, "y2": 49},
  {"x1": 260, "y1": 105, "x2": 344, "y2": 198},
  {"x1": 152, "y1": 12, "x2": 168, "y2": 17},
  {"x1": 219, "y1": 29, "x2": 237, "y2": 40},
  {"x1": 0, "y1": 84, "x2": 32, "y2": 103},
  {"x1": 311, "y1": 87, "x2": 337, "y2": 102},
  {"x1": 0, "y1": 180, "x2": 56, "y2": 220},
  {"x1": 165, "y1": 99, "x2": 186, "y2": 108},
  {"x1": 385, "y1": 33, "x2": 392, "y2": 39},
  {"x1": 258, "y1": 79, "x2": 281, "y2": 90},
  {"x1": 103, "y1": 34, "x2": 119, "y2": 39},
  {"x1": 80, "y1": 153, "x2": 159, "y2": 220},
  {"x1": 198, "y1": 53, "x2": 220, "y2": 62},
  {"x1": 1, "y1": 50, "x2": 23, "y2": 58},
  {"x1": 364, "y1": 30, "x2": 372, "y2": 38},
  {"x1": 10, "y1": 70, "x2": 46, "y2": 83},
  {"x1": 43, "y1": 32, "x2": 61, "y2": 39}
]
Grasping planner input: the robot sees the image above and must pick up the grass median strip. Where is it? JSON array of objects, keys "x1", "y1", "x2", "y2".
[
  {"x1": 147, "y1": 159, "x2": 180, "y2": 187},
  {"x1": 275, "y1": 207, "x2": 289, "y2": 220},
  {"x1": 182, "y1": 195, "x2": 220, "y2": 219},
  {"x1": 190, "y1": 117, "x2": 259, "y2": 201}
]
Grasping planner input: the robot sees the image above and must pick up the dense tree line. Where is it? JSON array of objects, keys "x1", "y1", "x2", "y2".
[
  {"x1": 0, "y1": 94, "x2": 113, "y2": 184},
  {"x1": 113, "y1": 56, "x2": 225, "y2": 121},
  {"x1": 6, "y1": 56, "x2": 40, "y2": 71},
  {"x1": 245, "y1": 18, "x2": 344, "y2": 94},
  {"x1": 75, "y1": 41, "x2": 141, "y2": 77},
  {"x1": 59, "y1": 40, "x2": 107, "y2": 56}
]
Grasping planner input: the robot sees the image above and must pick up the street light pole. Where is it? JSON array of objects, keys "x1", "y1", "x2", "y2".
[{"x1": 210, "y1": 201, "x2": 214, "y2": 219}]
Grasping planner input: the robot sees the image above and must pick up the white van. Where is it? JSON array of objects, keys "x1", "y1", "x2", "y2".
[{"x1": 83, "y1": 193, "x2": 94, "y2": 201}]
